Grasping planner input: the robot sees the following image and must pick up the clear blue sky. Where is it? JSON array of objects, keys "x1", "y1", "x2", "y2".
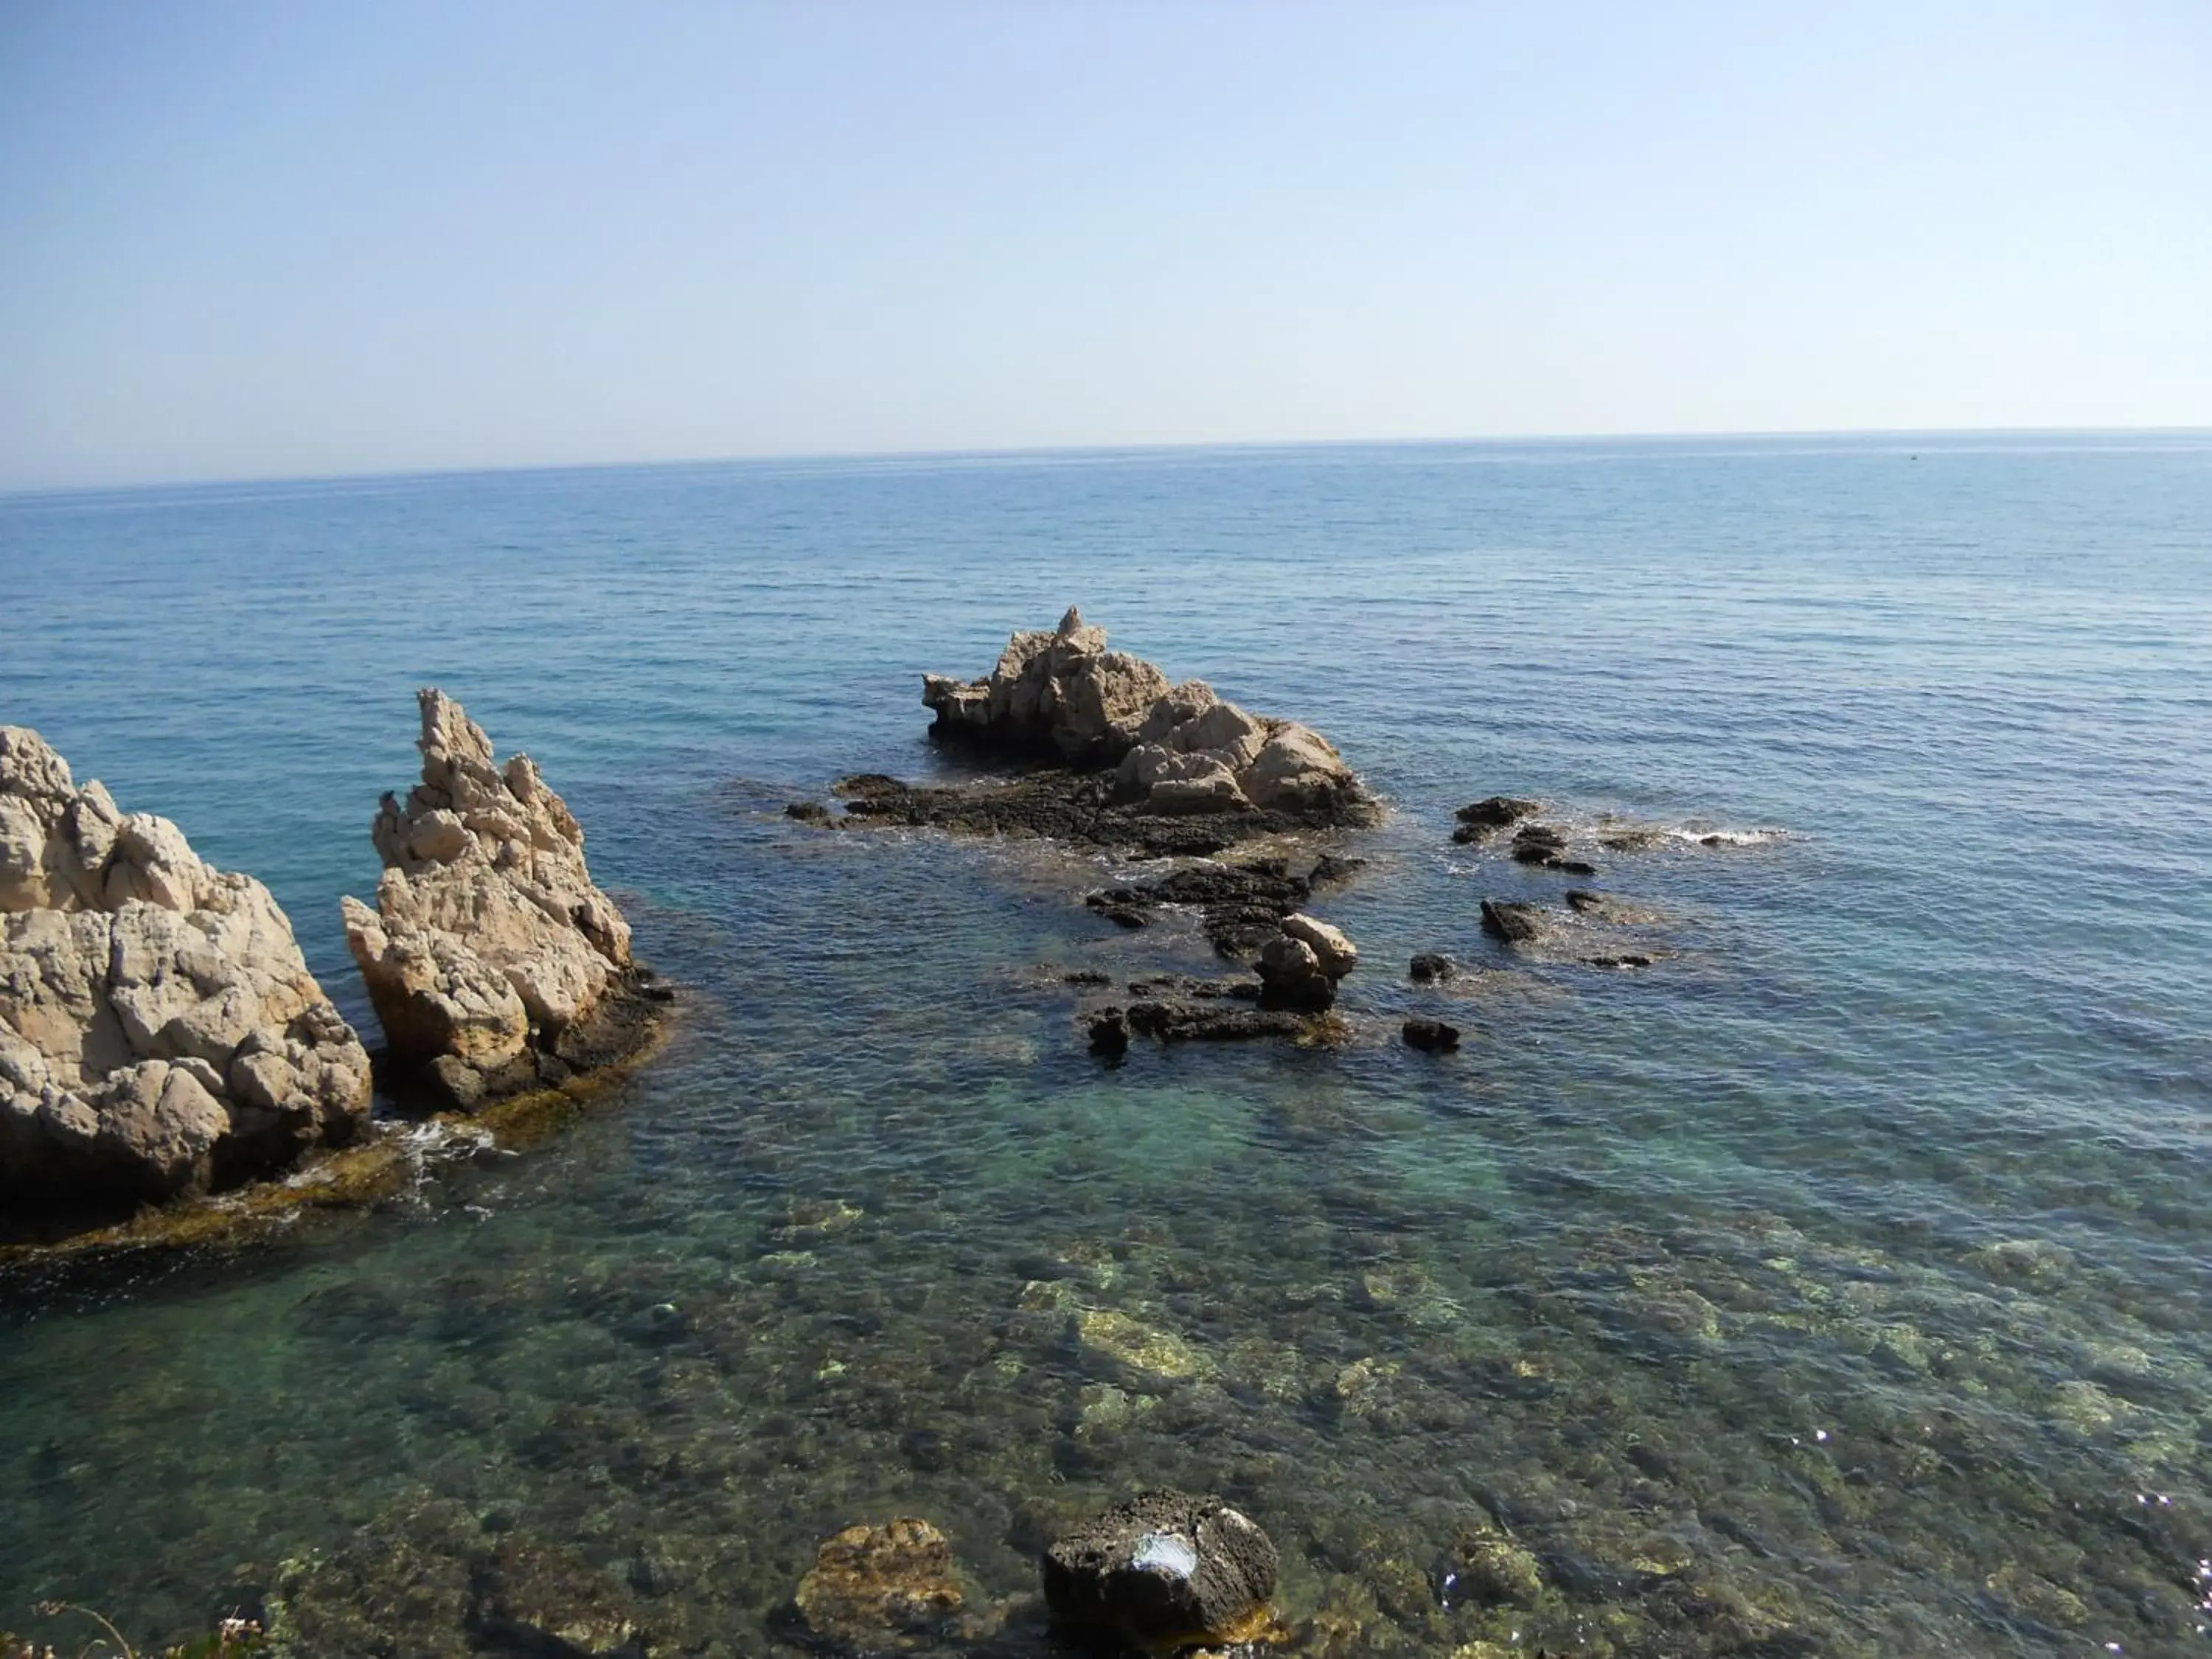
[{"x1": 1, "y1": 1, "x2": 2207, "y2": 489}]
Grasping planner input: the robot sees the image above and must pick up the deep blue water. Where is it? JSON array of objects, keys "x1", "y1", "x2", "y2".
[{"x1": 1, "y1": 435, "x2": 2208, "y2": 1656}]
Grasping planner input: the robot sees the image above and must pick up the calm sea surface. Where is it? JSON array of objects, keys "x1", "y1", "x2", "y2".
[{"x1": 1, "y1": 437, "x2": 2208, "y2": 1655}]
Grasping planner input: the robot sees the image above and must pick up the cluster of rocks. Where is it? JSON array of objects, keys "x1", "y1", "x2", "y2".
[
  {"x1": 1454, "y1": 796, "x2": 1596, "y2": 874},
  {"x1": 342, "y1": 691, "x2": 663, "y2": 1111},
  {"x1": 1083, "y1": 905, "x2": 1360, "y2": 1057},
  {"x1": 1078, "y1": 867, "x2": 1365, "y2": 1055},
  {"x1": 828, "y1": 769, "x2": 1263, "y2": 861},
  {"x1": 265, "y1": 1489, "x2": 647, "y2": 1658},
  {"x1": 1431, "y1": 792, "x2": 1687, "y2": 975},
  {"x1": 1, "y1": 728, "x2": 372, "y2": 1222},
  {"x1": 922, "y1": 608, "x2": 1376, "y2": 827},
  {"x1": 3, "y1": 692, "x2": 660, "y2": 1239},
  {"x1": 1085, "y1": 853, "x2": 1360, "y2": 956}
]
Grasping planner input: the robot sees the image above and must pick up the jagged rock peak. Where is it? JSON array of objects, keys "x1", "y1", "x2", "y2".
[
  {"x1": 342, "y1": 691, "x2": 639, "y2": 1094},
  {"x1": 1, "y1": 726, "x2": 372, "y2": 1214},
  {"x1": 921, "y1": 610, "x2": 1374, "y2": 821}
]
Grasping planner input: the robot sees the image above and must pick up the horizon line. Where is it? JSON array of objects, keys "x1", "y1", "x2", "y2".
[{"x1": 6, "y1": 422, "x2": 2210, "y2": 504}]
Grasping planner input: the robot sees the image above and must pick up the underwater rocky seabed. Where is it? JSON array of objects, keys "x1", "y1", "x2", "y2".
[
  {"x1": 1, "y1": 439, "x2": 2208, "y2": 1656},
  {"x1": 1, "y1": 790, "x2": 2208, "y2": 1659}
]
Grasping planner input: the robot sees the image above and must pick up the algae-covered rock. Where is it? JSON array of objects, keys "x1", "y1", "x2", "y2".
[
  {"x1": 1077, "y1": 1309, "x2": 1209, "y2": 1382},
  {"x1": 1042, "y1": 1489, "x2": 1278, "y2": 1649},
  {"x1": 1438, "y1": 1523, "x2": 1544, "y2": 1610},
  {"x1": 793, "y1": 1517, "x2": 964, "y2": 1650},
  {"x1": 268, "y1": 1492, "x2": 641, "y2": 1658}
]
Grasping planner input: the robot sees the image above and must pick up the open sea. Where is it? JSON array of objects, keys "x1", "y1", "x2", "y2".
[{"x1": 1, "y1": 434, "x2": 2208, "y2": 1657}]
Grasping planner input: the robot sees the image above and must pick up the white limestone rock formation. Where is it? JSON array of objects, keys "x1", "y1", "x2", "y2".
[
  {"x1": 922, "y1": 608, "x2": 1371, "y2": 819},
  {"x1": 922, "y1": 606, "x2": 1172, "y2": 766},
  {"x1": 341, "y1": 692, "x2": 636, "y2": 1096},
  {"x1": 0, "y1": 727, "x2": 372, "y2": 1209}
]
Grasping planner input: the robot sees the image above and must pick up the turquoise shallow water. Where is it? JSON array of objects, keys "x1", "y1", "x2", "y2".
[{"x1": 1, "y1": 436, "x2": 2209, "y2": 1655}]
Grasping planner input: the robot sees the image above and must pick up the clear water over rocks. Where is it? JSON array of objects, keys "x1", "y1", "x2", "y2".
[{"x1": 1, "y1": 435, "x2": 2208, "y2": 1655}]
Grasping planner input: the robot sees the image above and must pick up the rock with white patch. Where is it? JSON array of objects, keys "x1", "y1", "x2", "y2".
[{"x1": 1042, "y1": 1489, "x2": 1279, "y2": 1647}]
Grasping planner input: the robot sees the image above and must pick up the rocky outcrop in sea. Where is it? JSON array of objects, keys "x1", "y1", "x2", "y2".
[
  {"x1": 341, "y1": 690, "x2": 661, "y2": 1110},
  {"x1": 916, "y1": 607, "x2": 1378, "y2": 835},
  {"x1": 0, "y1": 727, "x2": 372, "y2": 1218}
]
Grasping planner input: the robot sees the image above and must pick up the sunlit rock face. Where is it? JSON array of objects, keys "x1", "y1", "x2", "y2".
[
  {"x1": 0, "y1": 726, "x2": 371, "y2": 1211},
  {"x1": 342, "y1": 689, "x2": 637, "y2": 1093},
  {"x1": 922, "y1": 607, "x2": 1372, "y2": 819}
]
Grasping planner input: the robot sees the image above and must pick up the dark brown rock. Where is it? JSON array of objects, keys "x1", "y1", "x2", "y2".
[
  {"x1": 1043, "y1": 1489, "x2": 1278, "y2": 1649},
  {"x1": 837, "y1": 770, "x2": 1352, "y2": 862},
  {"x1": 1088, "y1": 1008, "x2": 1131, "y2": 1057},
  {"x1": 1087, "y1": 859, "x2": 1312, "y2": 959},
  {"x1": 1455, "y1": 796, "x2": 1540, "y2": 833},
  {"x1": 1408, "y1": 952, "x2": 1456, "y2": 983},
  {"x1": 1125, "y1": 999, "x2": 1310, "y2": 1042},
  {"x1": 1481, "y1": 900, "x2": 1545, "y2": 944},
  {"x1": 1402, "y1": 1018, "x2": 1461, "y2": 1053}
]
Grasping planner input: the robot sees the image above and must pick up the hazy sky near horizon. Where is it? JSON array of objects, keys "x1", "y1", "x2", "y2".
[{"x1": 1, "y1": 2, "x2": 2208, "y2": 490}]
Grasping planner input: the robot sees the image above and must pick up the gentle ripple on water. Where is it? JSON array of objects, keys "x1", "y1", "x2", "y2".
[{"x1": 0, "y1": 434, "x2": 2208, "y2": 1655}]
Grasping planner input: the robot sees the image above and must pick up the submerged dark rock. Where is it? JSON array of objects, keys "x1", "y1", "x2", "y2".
[
  {"x1": 1408, "y1": 952, "x2": 1457, "y2": 983},
  {"x1": 836, "y1": 770, "x2": 1349, "y2": 862},
  {"x1": 1085, "y1": 858, "x2": 1313, "y2": 959},
  {"x1": 1511, "y1": 824, "x2": 1569, "y2": 865},
  {"x1": 1043, "y1": 1489, "x2": 1279, "y2": 1649},
  {"x1": 1452, "y1": 796, "x2": 1541, "y2": 843},
  {"x1": 1125, "y1": 974, "x2": 1259, "y2": 1000},
  {"x1": 1480, "y1": 900, "x2": 1545, "y2": 944},
  {"x1": 785, "y1": 800, "x2": 833, "y2": 824},
  {"x1": 1125, "y1": 998, "x2": 1311, "y2": 1043},
  {"x1": 1088, "y1": 1008, "x2": 1131, "y2": 1057},
  {"x1": 271, "y1": 1492, "x2": 644, "y2": 1659},
  {"x1": 1402, "y1": 1018, "x2": 1461, "y2": 1053}
]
